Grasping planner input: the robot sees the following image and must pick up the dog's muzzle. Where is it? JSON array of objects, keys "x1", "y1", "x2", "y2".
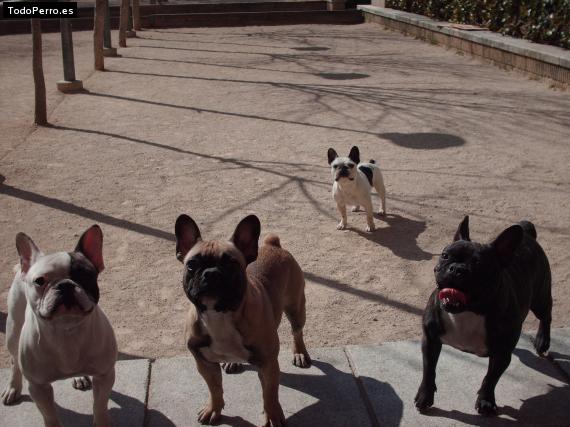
[
  {"x1": 39, "y1": 280, "x2": 95, "y2": 318},
  {"x1": 335, "y1": 167, "x2": 353, "y2": 181}
]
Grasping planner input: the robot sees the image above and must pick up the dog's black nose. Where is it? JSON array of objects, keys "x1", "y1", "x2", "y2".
[
  {"x1": 55, "y1": 280, "x2": 75, "y2": 294},
  {"x1": 448, "y1": 264, "x2": 466, "y2": 277},
  {"x1": 54, "y1": 280, "x2": 78, "y2": 308},
  {"x1": 202, "y1": 268, "x2": 222, "y2": 283}
]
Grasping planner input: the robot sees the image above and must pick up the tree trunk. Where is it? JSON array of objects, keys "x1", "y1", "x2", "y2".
[
  {"x1": 94, "y1": 0, "x2": 106, "y2": 70},
  {"x1": 119, "y1": 0, "x2": 129, "y2": 47},
  {"x1": 133, "y1": 0, "x2": 141, "y2": 31},
  {"x1": 31, "y1": 19, "x2": 47, "y2": 126}
]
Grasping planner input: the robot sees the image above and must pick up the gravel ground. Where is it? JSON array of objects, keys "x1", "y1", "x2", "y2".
[{"x1": 0, "y1": 24, "x2": 569, "y2": 366}]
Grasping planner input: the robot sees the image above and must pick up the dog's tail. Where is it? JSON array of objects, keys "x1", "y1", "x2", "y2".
[
  {"x1": 263, "y1": 234, "x2": 282, "y2": 248},
  {"x1": 519, "y1": 220, "x2": 537, "y2": 240},
  {"x1": 369, "y1": 159, "x2": 376, "y2": 164}
]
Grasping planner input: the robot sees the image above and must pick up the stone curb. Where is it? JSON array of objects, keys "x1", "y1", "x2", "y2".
[
  {"x1": 358, "y1": 6, "x2": 570, "y2": 70},
  {"x1": 1, "y1": 328, "x2": 568, "y2": 426}
]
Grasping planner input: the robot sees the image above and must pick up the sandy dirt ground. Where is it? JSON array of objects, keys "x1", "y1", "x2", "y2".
[{"x1": 0, "y1": 24, "x2": 569, "y2": 367}]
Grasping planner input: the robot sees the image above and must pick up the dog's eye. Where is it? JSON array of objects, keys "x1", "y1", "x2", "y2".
[
  {"x1": 333, "y1": 165, "x2": 338, "y2": 169},
  {"x1": 34, "y1": 277, "x2": 46, "y2": 286},
  {"x1": 349, "y1": 164, "x2": 354, "y2": 168},
  {"x1": 221, "y1": 254, "x2": 237, "y2": 266},
  {"x1": 441, "y1": 252, "x2": 449, "y2": 260},
  {"x1": 186, "y1": 259, "x2": 199, "y2": 273}
]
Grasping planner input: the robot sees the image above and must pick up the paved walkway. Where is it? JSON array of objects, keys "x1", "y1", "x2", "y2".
[{"x1": 2, "y1": 328, "x2": 569, "y2": 426}]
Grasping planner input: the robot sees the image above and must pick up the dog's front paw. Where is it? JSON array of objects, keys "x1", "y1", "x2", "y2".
[
  {"x1": 351, "y1": 206, "x2": 360, "y2": 212},
  {"x1": 475, "y1": 395, "x2": 497, "y2": 416},
  {"x1": 336, "y1": 222, "x2": 347, "y2": 230},
  {"x1": 534, "y1": 329, "x2": 550, "y2": 356},
  {"x1": 1, "y1": 384, "x2": 22, "y2": 405},
  {"x1": 72, "y1": 376, "x2": 92, "y2": 391},
  {"x1": 198, "y1": 401, "x2": 224, "y2": 425},
  {"x1": 292, "y1": 352, "x2": 311, "y2": 369},
  {"x1": 378, "y1": 209, "x2": 386, "y2": 217},
  {"x1": 414, "y1": 385, "x2": 435, "y2": 412},
  {"x1": 222, "y1": 362, "x2": 244, "y2": 374},
  {"x1": 262, "y1": 405, "x2": 286, "y2": 427},
  {"x1": 365, "y1": 224, "x2": 376, "y2": 232}
]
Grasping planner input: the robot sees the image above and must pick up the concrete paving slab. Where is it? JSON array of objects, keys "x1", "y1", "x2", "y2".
[
  {"x1": 0, "y1": 359, "x2": 150, "y2": 427},
  {"x1": 347, "y1": 329, "x2": 570, "y2": 426},
  {"x1": 147, "y1": 347, "x2": 372, "y2": 426},
  {"x1": 540, "y1": 327, "x2": 570, "y2": 379}
]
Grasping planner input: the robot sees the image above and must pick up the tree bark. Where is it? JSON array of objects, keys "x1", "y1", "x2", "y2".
[
  {"x1": 133, "y1": 0, "x2": 141, "y2": 31},
  {"x1": 119, "y1": 0, "x2": 129, "y2": 47},
  {"x1": 31, "y1": 19, "x2": 47, "y2": 126},
  {"x1": 94, "y1": 0, "x2": 106, "y2": 70}
]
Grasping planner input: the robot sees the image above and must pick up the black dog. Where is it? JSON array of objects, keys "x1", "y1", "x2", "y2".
[{"x1": 415, "y1": 216, "x2": 552, "y2": 415}]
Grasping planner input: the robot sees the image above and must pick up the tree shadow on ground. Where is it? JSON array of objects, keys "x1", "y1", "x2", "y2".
[
  {"x1": 57, "y1": 390, "x2": 175, "y2": 427},
  {"x1": 316, "y1": 72, "x2": 370, "y2": 80},
  {"x1": 281, "y1": 360, "x2": 401, "y2": 426},
  {"x1": 234, "y1": 360, "x2": 400, "y2": 426},
  {"x1": 0, "y1": 311, "x2": 6, "y2": 334},
  {"x1": 6, "y1": 390, "x2": 174, "y2": 427},
  {"x1": 304, "y1": 271, "x2": 423, "y2": 316},
  {"x1": 351, "y1": 213, "x2": 434, "y2": 261},
  {"x1": 0, "y1": 179, "x2": 175, "y2": 242},
  {"x1": 379, "y1": 133, "x2": 465, "y2": 150},
  {"x1": 47, "y1": 124, "x2": 333, "y2": 224},
  {"x1": 424, "y1": 348, "x2": 570, "y2": 426},
  {"x1": 290, "y1": 46, "x2": 330, "y2": 51},
  {"x1": 117, "y1": 351, "x2": 146, "y2": 361},
  {"x1": 548, "y1": 351, "x2": 570, "y2": 379}
]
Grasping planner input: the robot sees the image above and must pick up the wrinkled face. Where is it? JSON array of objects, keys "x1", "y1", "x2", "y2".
[
  {"x1": 182, "y1": 241, "x2": 247, "y2": 313},
  {"x1": 434, "y1": 240, "x2": 498, "y2": 313},
  {"x1": 24, "y1": 251, "x2": 99, "y2": 321},
  {"x1": 330, "y1": 156, "x2": 357, "y2": 182}
]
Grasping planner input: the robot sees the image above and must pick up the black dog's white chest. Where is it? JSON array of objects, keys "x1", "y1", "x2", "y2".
[
  {"x1": 441, "y1": 311, "x2": 488, "y2": 356},
  {"x1": 199, "y1": 311, "x2": 251, "y2": 363}
]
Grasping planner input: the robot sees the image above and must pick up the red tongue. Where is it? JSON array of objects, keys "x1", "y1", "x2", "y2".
[{"x1": 438, "y1": 288, "x2": 467, "y2": 306}]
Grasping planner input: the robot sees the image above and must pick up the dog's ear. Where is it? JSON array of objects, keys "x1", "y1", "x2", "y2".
[
  {"x1": 453, "y1": 216, "x2": 470, "y2": 242},
  {"x1": 491, "y1": 224, "x2": 523, "y2": 267},
  {"x1": 75, "y1": 225, "x2": 105, "y2": 273},
  {"x1": 230, "y1": 215, "x2": 261, "y2": 265},
  {"x1": 175, "y1": 215, "x2": 202, "y2": 262},
  {"x1": 16, "y1": 233, "x2": 43, "y2": 274},
  {"x1": 327, "y1": 148, "x2": 338, "y2": 165},
  {"x1": 348, "y1": 146, "x2": 360, "y2": 164}
]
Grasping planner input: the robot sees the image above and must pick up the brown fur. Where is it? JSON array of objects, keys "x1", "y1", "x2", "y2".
[{"x1": 178, "y1": 216, "x2": 310, "y2": 427}]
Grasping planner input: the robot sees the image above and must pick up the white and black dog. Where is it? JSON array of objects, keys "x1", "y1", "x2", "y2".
[
  {"x1": 1, "y1": 226, "x2": 117, "y2": 427},
  {"x1": 327, "y1": 146, "x2": 386, "y2": 232}
]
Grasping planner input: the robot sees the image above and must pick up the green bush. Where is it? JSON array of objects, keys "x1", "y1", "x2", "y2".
[{"x1": 386, "y1": 0, "x2": 569, "y2": 49}]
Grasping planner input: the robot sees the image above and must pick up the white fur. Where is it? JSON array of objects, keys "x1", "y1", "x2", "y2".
[
  {"x1": 441, "y1": 311, "x2": 488, "y2": 356},
  {"x1": 331, "y1": 161, "x2": 387, "y2": 232},
  {"x1": 199, "y1": 308, "x2": 251, "y2": 363},
  {"x1": 2, "y1": 251, "x2": 117, "y2": 427}
]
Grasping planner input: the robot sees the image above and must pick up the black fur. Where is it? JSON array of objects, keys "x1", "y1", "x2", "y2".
[
  {"x1": 415, "y1": 218, "x2": 552, "y2": 416},
  {"x1": 68, "y1": 252, "x2": 100, "y2": 304},
  {"x1": 348, "y1": 146, "x2": 360, "y2": 164},
  {"x1": 327, "y1": 148, "x2": 339, "y2": 165},
  {"x1": 519, "y1": 220, "x2": 537, "y2": 240},
  {"x1": 183, "y1": 253, "x2": 247, "y2": 313},
  {"x1": 358, "y1": 165, "x2": 374, "y2": 186}
]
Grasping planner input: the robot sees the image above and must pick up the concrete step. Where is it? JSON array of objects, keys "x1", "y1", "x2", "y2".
[
  {"x1": 0, "y1": 3, "x2": 362, "y2": 35},
  {"x1": 67, "y1": 1, "x2": 329, "y2": 16},
  {"x1": 1, "y1": 329, "x2": 569, "y2": 426},
  {"x1": 145, "y1": 10, "x2": 364, "y2": 28}
]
